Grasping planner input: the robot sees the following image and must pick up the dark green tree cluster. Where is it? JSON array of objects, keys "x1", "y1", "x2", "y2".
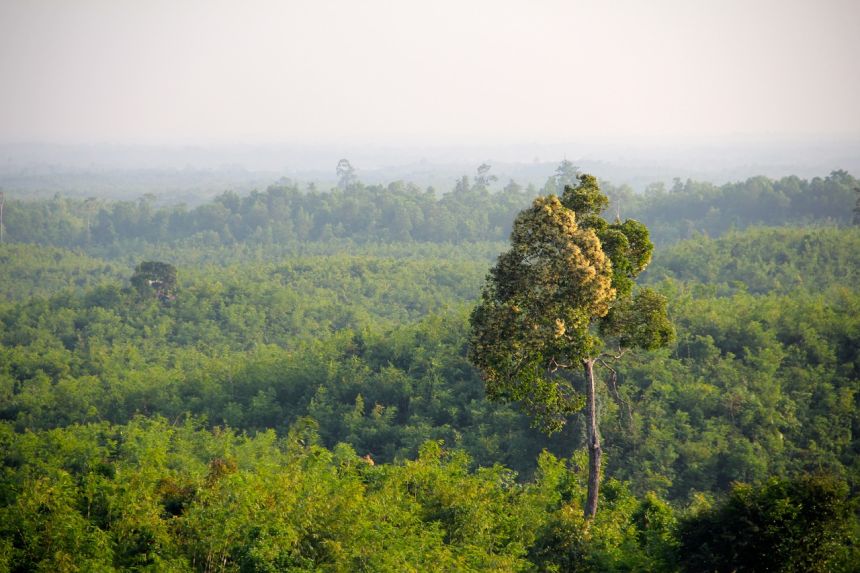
[
  {"x1": 678, "y1": 476, "x2": 855, "y2": 572},
  {"x1": 130, "y1": 261, "x2": 178, "y2": 301}
]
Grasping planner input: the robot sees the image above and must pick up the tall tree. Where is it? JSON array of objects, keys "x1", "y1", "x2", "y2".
[
  {"x1": 853, "y1": 186, "x2": 860, "y2": 225},
  {"x1": 468, "y1": 174, "x2": 673, "y2": 518},
  {"x1": 554, "y1": 159, "x2": 579, "y2": 189},
  {"x1": 336, "y1": 159, "x2": 357, "y2": 190},
  {"x1": 474, "y1": 163, "x2": 498, "y2": 190},
  {"x1": 0, "y1": 190, "x2": 5, "y2": 244}
]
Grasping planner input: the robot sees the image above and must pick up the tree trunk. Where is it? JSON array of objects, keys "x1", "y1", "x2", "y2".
[{"x1": 584, "y1": 357, "x2": 601, "y2": 519}]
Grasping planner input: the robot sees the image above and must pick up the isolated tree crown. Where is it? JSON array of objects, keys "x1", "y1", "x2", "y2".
[{"x1": 468, "y1": 174, "x2": 673, "y2": 432}]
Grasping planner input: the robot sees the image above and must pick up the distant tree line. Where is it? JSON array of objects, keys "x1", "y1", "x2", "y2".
[{"x1": 1, "y1": 169, "x2": 856, "y2": 250}]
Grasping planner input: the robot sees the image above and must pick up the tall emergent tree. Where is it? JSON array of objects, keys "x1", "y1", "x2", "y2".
[
  {"x1": 0, "y1": 190, "x2": 5, "y2": 244},
  {"x1": 853, "y1": 186, "x2": 860, "y2": 225},
  {"x1": 469, "y1": 174, "x2": 673, "y2": 518},
  {"x1": 336, "y1": 158, "x2": 357, "y2": 190}
]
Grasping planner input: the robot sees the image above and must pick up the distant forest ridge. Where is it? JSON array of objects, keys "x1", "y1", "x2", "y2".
[{"x1": 1, "y1": 169, "x2": 857, "y2": 248}]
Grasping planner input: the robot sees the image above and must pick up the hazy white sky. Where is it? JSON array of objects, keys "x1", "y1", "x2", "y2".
[{"x1": 1, "y1": 0, "x2": 858, "y2": 145}]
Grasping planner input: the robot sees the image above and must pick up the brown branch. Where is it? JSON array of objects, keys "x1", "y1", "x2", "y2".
[
  {"x1": 600, "y1": 347, "x2": 630, "y2": 362},
  {"x1": 597, "y1": 357, "x2": 634, "y2": 428},
  {"x1": 548, "y1": 356, "x2": 572, "y2": 373}
]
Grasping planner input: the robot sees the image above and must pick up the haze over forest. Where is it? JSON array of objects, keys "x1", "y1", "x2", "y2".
[
  {"x1": 1, "y1": 1, "x2": 859, "y2": 572},
  {"x1": 2, "y1": 0, "x2": 859, "y2": 201}
]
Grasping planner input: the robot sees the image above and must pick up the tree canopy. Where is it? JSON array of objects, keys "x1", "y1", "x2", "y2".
[
  {"x1": 469, "y1": 174, "x2": 673, "y2": 516},
  {"x1": 469, "y1": 175, "x2": 672, "y2": 430}
]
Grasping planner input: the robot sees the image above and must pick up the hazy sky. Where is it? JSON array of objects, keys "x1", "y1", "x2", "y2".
[{"x1": 1, "y1": 0, "x2": 859, "y2": 145}]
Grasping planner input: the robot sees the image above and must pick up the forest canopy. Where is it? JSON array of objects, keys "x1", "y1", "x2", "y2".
[{"x1": 0, "y1": 167, "x2": 857, "y2": 571}]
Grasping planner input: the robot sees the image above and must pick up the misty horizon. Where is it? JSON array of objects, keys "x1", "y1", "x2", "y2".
[
  {"x1": 2, "y1": 135, "x2": 858, "y2": 205},
  {"x1": 2, "y1": 0, "x2": 859, "y2": 147},
  {"x1": 2, "y1": 0, "x2": 859, "y2": 201}
]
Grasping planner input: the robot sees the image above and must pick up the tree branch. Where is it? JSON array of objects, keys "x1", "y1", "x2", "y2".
[{"x1": 597, "y1": 357, "x2": 634, "y2": 427}]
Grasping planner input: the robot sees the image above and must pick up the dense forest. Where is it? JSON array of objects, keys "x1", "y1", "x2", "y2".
[{"x1": 0, "y1": 166, "x2": 858, "y2": 571}]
